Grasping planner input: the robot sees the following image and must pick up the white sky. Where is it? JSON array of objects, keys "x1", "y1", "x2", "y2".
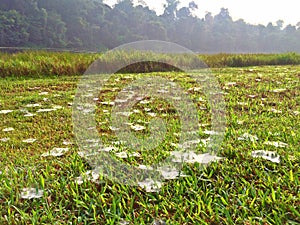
[{"x1": 103, "y1": 0, "x2": 300, "y2": 26}]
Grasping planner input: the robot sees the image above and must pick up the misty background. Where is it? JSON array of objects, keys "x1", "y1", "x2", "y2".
[{"x1": 1, "y1": 0, "x2": 300, "y2": 53}]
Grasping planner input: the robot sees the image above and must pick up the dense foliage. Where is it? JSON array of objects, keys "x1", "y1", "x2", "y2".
[{"x1": 1, "y1": 0, "x2": 300, "y2": 52}]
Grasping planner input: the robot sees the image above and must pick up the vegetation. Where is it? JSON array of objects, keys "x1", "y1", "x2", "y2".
[
  {"x1": 0, "y1": 53, "x2": 299, "y2": 224},
  {"x1": 1, "y1": 51, "x2": 300, "y2": 77},
  {"x1": 1, "y1": 1, "x2": 299, "y2": 224},
  {"x1": 1, "y1": 0, "x2": 300, "y2": 52}
]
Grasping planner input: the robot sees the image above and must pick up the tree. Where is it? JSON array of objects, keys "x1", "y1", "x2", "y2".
[
  {"x1": 162, "y1": 0, "x2": 179, "y2": 20},
  {"x1": 276, "y1": 20, "x2": 284, "y2": 30},
  {"x1": 1, "y1": 0, "x2": 300, "y2": 52},
  {"x1": 0, "y1": 10, "x2": 29, "y2": 46}
]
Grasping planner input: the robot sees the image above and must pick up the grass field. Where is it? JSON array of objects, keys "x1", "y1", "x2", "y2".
[{"x1": 0, "y1": 60, "x2": 299, "y2": 224}]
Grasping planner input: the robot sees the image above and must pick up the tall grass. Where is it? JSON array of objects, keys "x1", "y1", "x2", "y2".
[
  {"x1": 1, "y1": 51, "x2": 300, "y2": 77},
  {"x1": 0, "y1": 51, "x2": 97, "y2": 77},
  {"x1": 201, "y1": 52, "x2": 300, "y2": 67}
]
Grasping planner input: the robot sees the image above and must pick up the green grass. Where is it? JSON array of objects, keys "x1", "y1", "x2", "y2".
[
  {"x1": 0, "y1": 64, "x2": 299, "y2": 224},
  {"x1": 1, "y1": 51, "x2": 300, "y2": 77}
]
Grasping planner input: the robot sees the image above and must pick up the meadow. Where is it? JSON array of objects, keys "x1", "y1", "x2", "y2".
[{"x1": 0, "y1": 52, "x2": 299, "y2": 224}]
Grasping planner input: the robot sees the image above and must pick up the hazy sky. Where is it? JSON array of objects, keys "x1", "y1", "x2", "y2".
[{"x1": 103, "y1": 0, "x2": 300, "y2": 26}]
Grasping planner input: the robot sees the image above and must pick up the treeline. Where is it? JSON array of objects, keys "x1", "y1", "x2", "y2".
[{"x1": 1, "y1": 0, "x2": 300, "y2": 53}]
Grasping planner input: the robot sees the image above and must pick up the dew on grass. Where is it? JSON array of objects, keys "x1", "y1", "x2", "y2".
[
  {"x1": 63, "y1": 141, "x2": 73, "y2": 146},
  {"x1": 225, "y1": 82, "x2": 237, "y2": 87},
  {"x1": 238, "y1": 133, "x2": 258, "y2": 142},
  {"x1": 100, "y1": 146, "x2": 116, "y2": 152},
  {"x1": 147, "y1": 112, "x2": 157, "y2": 117},
  {"x1": 2, "y1": 127, "x2": 14, "y2": 132},
  {"x1": 237, "y1": 102, "x2": 248, "y2": 106},
  {"x1": 20, "y1": 188, "x2": 43, "y2": 199},
  {"x1": 114, "y1": 98, "x2": 129, "y2": 103},
  {"x1": 174, "y1": 139, "x2": 204, "y2": 150},
  {"x1": 170, "y1": 151, "x2": 223, "y2": 164},
  {"x1": 268, "y1": 131, "x2": 280, "y2": 136},
  {"x1": 41, "y1": 148, "x2": 69, "y2": 157},
  {"x1": 19, "y1": 109, "x2": 28, "y2": 113},
  {"x1": 85, "y1": 139, "x2": 100, "y2": 144},
  {"x1": 28, "y1": 86, "x2": 40, "y2": 90},
  {"x1": 76, "y1": 104, "x2": 94, "y2": 113},
  {"x1": 131, "y1": 124, "x2": 146, "y2": 131},
  {"x1": 0, "y1": 137, "x2": 10, "y2": 142},
  {"x1": 98, "y1": 121, "x2": 108, "y2": 125},
  {"x1": 135, "y1": 96, "x2": 143, "y2": 101},
  {"x1": 39, "y1": 92, "x2": 48, "y2": 95},
  {"x1": 152, "y1": 219, "x2": 166, "y2": 225},
  {"x1": 77, "y1": 151, "x2": 98, "y2": 158},
  {"x1": 203, "y1": 130, "x2": 220, "y2": 135},
  {"x1": 138, "y1": 164, "x2": 154, "y2": 170},
  {"x1": 237, "y1": 120, "x2": 244, "y2": 125},
  {"x1": 172, "y1": 96, "x2": 181, "y2": 100},
  {"x1": 0, "y1": 110, "x2": 13, "y2": 114},
  {"x1": 116, "y1": 111, "x2": 133, "y2": 117},
  {"x1": 119, "y1": 219, "x2": 130, "y2": 225},
  {"x1": 251, "y1": 150, "x2": 280, "y2": 163},
  {"x1": 198, "y1": 97, "x2": 206, "y2": 102},
  {"x1": 156, "y1": 166, "x2": 186, "y2": 180},
  {"x1": 199, "y1": 138, "x2": 211, "y2": 146},
  {"x1": 188, "y1": 87, "x2": 202, "y2": 92},
  {"x1": 193, "y1": 153, "x2": 224, "y2": 164},
  {"x1": 139, "y1": 99, "x2": 151, "y2": 104},
  {"x1": 264, "y1": 141, "x2": 288, "y2": 148},
  {"x1": 82, "y1": 143, "x2": 115, "y2": 154},
  {"x1": 52, "y1": 105, "x2": 63, "y2": 110},
  {"x1": 157, "y1": 89, "x2": 169, "y2": 94},
  {"x1": 22, "y1": 138, "x2": 36, "y2": 143},
  {"x1": 100, "y1": 101, "x2": 115, "y2": 106},
  {"x1": 123, "y1": 75, "x2": 133, "y2": 80},
  {"x1": 115, "y1": 151, "x2": 141, "y2": 159},
  {"x1": 75, "y1": 170, "x2": 100, "y2": 185},
  {"x1": 138, "y1": 178, "x2": 162, "y2": 192},
  {"x1": 271, "y1": 88, "x2": 286, "y2": 93},
  {"x1": 269, "y1": 108, "x2": 282, "y2": 114},
  {"x1": 210, "y1": 91, "x2": 228, "y2": 95},
  {"x1": 109, "y1": 126, "x2": 120, "y2": 131},
  {"x1": 112, "y1": 140, "x2": 126, "y2": 145},
  {"x1": 293, "y1": 111, "x2": 299, "y2": 116},
  {"x1": 36, "y1": 108, "x2": 57, "y2": 113},
  {"x1": 24, "y1": 113, "x2": 36, "y2": 117},
  {"x1": 25, "y1": 103, "x2": 41, "y2": 108},
  {"x1": 199, "y1": 123, "x2": 210, "y2": 127}
]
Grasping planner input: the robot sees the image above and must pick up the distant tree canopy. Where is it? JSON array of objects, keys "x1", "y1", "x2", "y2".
[{"x1": 1, "y1": 0, "x2": 300, "y2": 53}]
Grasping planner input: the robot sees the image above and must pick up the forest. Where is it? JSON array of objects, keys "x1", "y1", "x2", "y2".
[{"x1": 1, "y1": 0, "x2": 300, "y2": 53}]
